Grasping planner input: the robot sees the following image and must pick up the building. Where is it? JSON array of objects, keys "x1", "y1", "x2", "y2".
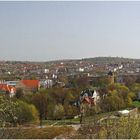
[
  {"x1": 20, "y1": 80, "x2": 40, "y2": 92},
  {"x1": 0, "y1": 84, "x2": 16, "y2": 97}
]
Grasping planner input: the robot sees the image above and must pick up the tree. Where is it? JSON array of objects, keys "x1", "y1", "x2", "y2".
[
  {"x1": 100, "y1": 83, "x2": 134, "y2": 112},
  {"x1": 53, "y1": 104, "x2": 65, "y2": 120},
  {"x1": 76, "y1": 77, "x2": 90, "y2": 89},
  {"x1": 15, "y1": 88, "x2": 24, "y2": 99},
  {"x1": 130, "y1": 83, "x2": 140, "y2": 99},
  {"x1": 93, "y1": 76, "x2": 111, "y2": 88},
  {"x1": 46, "y1": 103, "x2": 55, "y2": 119},
  {"x1": 0, "y1": 95, "x2": 18, "y2": 127},
  {"x1": 16, "y1": 100, "x2": 39, "y2": 124},
  {"x1": 108, "y1": 83, "x2": 133, "y2": 108},
  {"x1": 64, "y1": 104, "x2": 76, "y2": 119},
  {"x1": 47, "y1": 88, "x2": 68, "y2": 105},
  {"x1": 123, "y1": 75, "x2": 137, "y2": 87},
  {"x1": 31, "y1": 93, "x2": 48, "y2": 126},
  {"x1": 69, "y1": 77, "x2": 90, "y2": 89},
  {"x1": 0, "y1": 95, "x2": 39, "y2": 126},
  {"x1": 0, "y1": 95, "x2": 19, "y2": 139},
  {"x1": 0, "y1": 95, "x2": 39, "y2": 138},
  {"x1": 70, "y1": 116, "x2": 140, "y2": 139}
]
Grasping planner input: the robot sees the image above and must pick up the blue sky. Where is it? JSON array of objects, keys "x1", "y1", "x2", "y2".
[{"x1": 0, "y1": 1, "x2": 140, "y2": 61}]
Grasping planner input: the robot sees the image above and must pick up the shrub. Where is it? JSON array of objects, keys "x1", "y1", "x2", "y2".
[
  {"x1": 16, "y1": 100, "x2": 39, "y2": 124},
  {"x1": 53, "y1": 104, "x2": 65, "y2": 120}
]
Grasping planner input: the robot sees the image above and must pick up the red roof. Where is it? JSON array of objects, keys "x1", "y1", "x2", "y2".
[
  {"x1": 82, "y1": 97, "x2": 94, "y2": 105},
  {"x1": 0, "y1": 84, "x2": 16, "y2": 93},
  {"x1": 21, "y1": 80, "x2": 39, "y2": 89}
]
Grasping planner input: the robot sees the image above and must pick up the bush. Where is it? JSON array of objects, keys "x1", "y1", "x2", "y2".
[
  {"x1": 31, "y1": 93, "x2": 48, "y2": 121},
  {"x1": 70, "y1": 117, "x2": 140, "y2": 139},
  {"x1": 16, "y1": 100, "x2": 39, "y2": 124},
  {"x1": 0, "y1": 96, "x2": 39, "y2": 126},
  {"x1": 53, "y1": 104, "x2": 65, "y2": 120},
  {"x1": 0, "y1": 95, "x2": 19, "y2": 127}
]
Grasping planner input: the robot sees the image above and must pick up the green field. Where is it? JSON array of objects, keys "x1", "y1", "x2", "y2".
[{"x1": 132, "y1": 101, "x2": 140, "y2": 107}]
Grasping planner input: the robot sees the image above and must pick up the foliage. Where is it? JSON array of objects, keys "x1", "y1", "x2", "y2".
[
  {"x1": 53, "y1": 104, "x2": 65, "y2": 120},
  {"x1": 93, "y1": 76, "x2": 112, "y2": 88},
  {"x1": 0, "y1": 95, "x2": 19, "y2": 127},
  {"x1": 15, "y1": 88, "x2": 24, "y2": 98},
  {"x1": 43, "y1": 88, "x2": 80, "y2": 119},
  {"x1": 64, "y1": 104, "x2": 78, "y2": 118},
  {"x1": 47, "y1": 88, "x2": 67, "y2": 105},
  {"x1": 100, "y1": 83, "x2": 134, "y2": 112},
  {"x1": 75, "y1": 77, "x2": 90, "y2": 89},
  {"x1": 88, "y1": 104, "x2": 102, "y2": 116},
  {"x1": 123, "y1": 75, "x2": 137, "y2": 87},
  {"x1": 100, "y1": 94, "x2": 125, "y2": 112},
  {"x1": 69, "y1": 77, "x2": 90, "y2": 89},
  {"x1": 16, "y1": 100, "x2": 39, "y2": 124},
  {"x1": 19, "y1": 93, "x2": 34, "y2": 104},
  {"x1": 70, "y1": 116, "x2": 140, "y2": 139},
  {"x1": 132, "y1": 101, "x2": 140, "y2": 108},
  {"x1": 46, "y1": 103, "x2": 55, "y2": 119},
  {"x1": 130, "y1": 83, "x2": 140, "y2": 99},
  {"x1": 31, "y1": 93, "x2": 48, "y2": 125},
  {"x1": 19, "y1": 88, "x2": 80, "y2": 120},
  {"x1": 0, "y1": 95, "x2": 38, "y2": 127}
]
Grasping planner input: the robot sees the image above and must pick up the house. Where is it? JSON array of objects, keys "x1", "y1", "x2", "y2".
[
  {"x1": 5, "y1": 81, "x2": 19, "y2": 87},
  {"x1": 91, "y1": 90, "x2": 100, "y2": 105},
  {"x1": 40, "y1": 79, "x2": 53, "y2": 88},
  {"x1": 20, "y1": 80, "x2": 40, "y2": 92},
  {"x1": 0, "y1": 84, "x2": 16, "y2": 97},
  {"x1": 80, "y1": 89, "x2": 100, "y2": 105}
]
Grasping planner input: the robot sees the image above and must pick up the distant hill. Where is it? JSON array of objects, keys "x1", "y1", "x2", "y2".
[
  {"x1": 1, "y1": 57, "x2": 140, "y2": 64},
  {"x1": 44, "y1": 57, "x2": 140, "y2": 65},
  {"x1": 82, "y1": 57, "x2": 140, "y2": 64}
]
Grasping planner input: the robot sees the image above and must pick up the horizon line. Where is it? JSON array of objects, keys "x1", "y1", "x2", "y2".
[{"x1": 0, "y1": 56, "x2": 139, "y2": 63}]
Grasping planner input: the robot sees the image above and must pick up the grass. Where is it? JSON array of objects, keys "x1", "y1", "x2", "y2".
[
  {"x1": 0, "y1": 118, "x2": 79, "y2": 139},
  {"x1": 82, "y1": 111, "x2": 116, "y2": 124},
  {"x1": 132, "y1": 101, "x2": 140, "y2": 108},
  {"x1": 42, "y1": 117, "x2": 80, "y2": 125},
  {"x1": 0, "y1": 126, "x2": 74, "y2": 139}
]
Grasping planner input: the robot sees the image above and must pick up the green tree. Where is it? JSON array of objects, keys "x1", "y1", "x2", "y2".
[
  {"x1": 15, "y1": 88, "x2": 24, "y2": 99},
  {"x1": 53, "y1": 104, "x2": 65, "y2": 120},
  {"x1": 76, "y1": 77, "x2": 90, "y2": 89},
  {"x1": 107, "y1": 83, "x2": 133, "y2": 108},
  {"x1": 64, "y1": 104, "x2": 75, "y2": 118},
  {"x1": 16, "y1": 100, "x2": 39, "y2": 124},
  {"x1": 71, "y1": 116, "x2": 140, "y2": 139},
  {"x1": 46, "y1": 103, "x2": 55, "y2": 119},
  {"x1": 31, "y1": 93, "x2": 48, "y2": 126},
  {"x1": 0, "y1": 95, "x2": 18, "y2": 127},
  {"x1": 0, "y1": 95, "x2": 39, "y2": 126},
  {"x1": 101, "y1": 89, "x2": 126, "y2": 112},
  {"x1": 130, "y1": 83, "x2": 140, "y2": 99}
]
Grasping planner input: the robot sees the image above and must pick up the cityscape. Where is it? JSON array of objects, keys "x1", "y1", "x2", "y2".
[{"x1": 1, "y1": 1, "x2": 140, "y2": 139}]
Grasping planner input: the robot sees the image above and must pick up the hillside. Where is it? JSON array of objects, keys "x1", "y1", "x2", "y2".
[{"x1": 82, "y1": 57, "x2": 140, "y2": 64}]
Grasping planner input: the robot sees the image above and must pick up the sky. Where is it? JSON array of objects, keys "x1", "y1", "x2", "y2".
[{"x1": 0, "y1": 1, "x2": 140, "y2": 61}]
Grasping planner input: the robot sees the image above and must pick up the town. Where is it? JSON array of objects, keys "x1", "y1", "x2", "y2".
[
  {"x1": 0, "y1": 57, "x2": 140, "y2": 93},
  {"x1": 1, "y1": 57, "x2": 140, "y2": 139},
  {"x1": 1, "y1": 1, "x2": 140, "y2": 139}
]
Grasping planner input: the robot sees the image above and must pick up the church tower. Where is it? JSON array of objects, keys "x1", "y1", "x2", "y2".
[{"x1": 108, "y1": 71, "x2": 115, "y2": 84}]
